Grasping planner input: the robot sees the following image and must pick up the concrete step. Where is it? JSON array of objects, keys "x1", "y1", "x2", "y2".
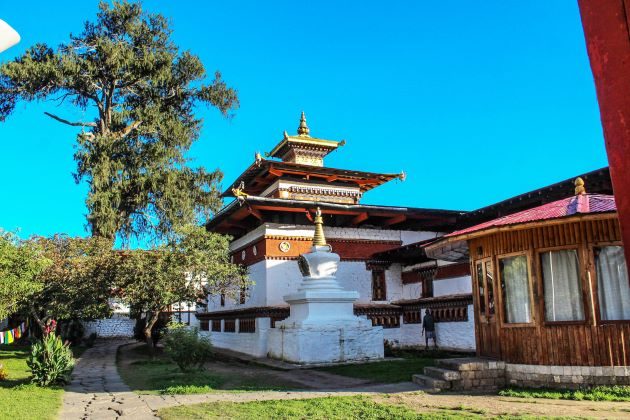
[
  {"x1": 424, "y1": 366, "x2": 461, "y2": 381},
  {"x1": 412, "y1": 373, "x2": 451, "y2": 390}
]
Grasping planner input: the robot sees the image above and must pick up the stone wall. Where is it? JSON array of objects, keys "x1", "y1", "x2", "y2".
[
  {"x1": 435, "y1": 357, "x2": 630, "y2": 390},
  {"x1": 83, "y1": 314, "x2": 135, "y2": 338},
  {"x1": 505, "y1": 364, "x2": 630, "y2": 389}
]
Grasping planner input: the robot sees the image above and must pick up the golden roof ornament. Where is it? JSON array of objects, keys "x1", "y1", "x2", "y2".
[
  {"x1": 312, "y1": 207, "x2": 327, "y2": 246},
  {"x1": 574, "y1": 177, "x2": 586, "y2": 195},
  {"x1": 297, "y1": 111, "x2": 310, "y2": 136},
  {"x1": 232, "y1": 181, "x2": 249, "y2": 204}
]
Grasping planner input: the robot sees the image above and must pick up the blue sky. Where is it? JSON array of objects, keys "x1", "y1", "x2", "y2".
[{"x1": 0, "y1": 1, "x2": 608, "y2": 239}]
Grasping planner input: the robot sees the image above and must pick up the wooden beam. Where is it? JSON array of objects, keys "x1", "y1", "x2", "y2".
[
  {"x1": 383, "y1": 214, "x2": 407, "y2": 226},
  {"x1": 248, "y1": 207, "x2": 263, "y2": 220},
  {"x1": 351, "y1": 212, "x2": 369, "y2": 226}
]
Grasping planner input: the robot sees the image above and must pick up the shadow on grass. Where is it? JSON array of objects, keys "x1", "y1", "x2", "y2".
[
  {"x1": 117, "y1": 343, "x2": 298, "y2": 395},
  {"x1": 314, "y1": 349, "x2": 473, "y2": 384}
]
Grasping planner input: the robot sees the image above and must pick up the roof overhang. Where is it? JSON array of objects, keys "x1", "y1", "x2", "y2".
[
  {"x1": 425, "y1": 212, "x2": 618, "y2": 261},
  {"x1": 207, "y1": 195, "x2": 465, "y2": 238},
  {"x1": 222, "y1": 159, "x2": 403, "y2": 198}
]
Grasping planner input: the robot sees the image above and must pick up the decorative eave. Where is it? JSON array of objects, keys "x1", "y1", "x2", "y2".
[
  {"x1": 266, "y1": 135, "x2": 342, "y2": 160},
  {"x1": 206, "y1": 195, "x2": 465, "y2": 238},
  {"x1": 221, "y1": 158, "x2": 404, "y2": 198}
]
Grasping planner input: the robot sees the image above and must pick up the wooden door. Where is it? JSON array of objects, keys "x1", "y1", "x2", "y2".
[{"x1": 474, "y1": 259, "x2": 500, "y2": 358}]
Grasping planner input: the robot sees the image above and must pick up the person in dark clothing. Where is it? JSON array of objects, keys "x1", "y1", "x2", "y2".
[{"x1": 421, "y1": 309, "x2": 437, "y2": 350}]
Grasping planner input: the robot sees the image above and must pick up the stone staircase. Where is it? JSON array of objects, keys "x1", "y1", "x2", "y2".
[{"x1": 412, "y1": 357, "x2": 506, "y2": 392}]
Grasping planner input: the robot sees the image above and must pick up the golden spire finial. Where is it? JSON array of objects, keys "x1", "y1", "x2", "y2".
[
  {"x1": 312, "y1": 207, "x2": 327, "y2": 246},
  {"x1": 297, "y1": 111, "x2": 310, "y2": 136},
  {"x1": 574, "y1": 177, "x2": 586, "y2": 195}
]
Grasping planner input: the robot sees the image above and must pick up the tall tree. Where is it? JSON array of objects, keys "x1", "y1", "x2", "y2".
[{"x1": 0, "y1": 1, "x2": 238, "y2": 243}]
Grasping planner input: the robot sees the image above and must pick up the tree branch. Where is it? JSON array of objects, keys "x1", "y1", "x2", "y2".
[
  {"x1": 44, "y1": 112, "x2": 97, "y2": 127},
  {"x1": 114, "y1": 120, "x2": 142, "y2": 139}
]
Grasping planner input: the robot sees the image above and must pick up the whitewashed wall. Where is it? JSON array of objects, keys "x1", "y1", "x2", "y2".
[
  {"x1": 83, "y1": 314, "x2": 135, "y2": 338},
  {"x1": 200, "y1": 318, "x2": 271, "y2": 357},
  {"x1": 434, "y1": 305, "x2": 475, "y2": 350},
  {"x1": 382, "y1": 305, "x2": 475, "y2": 351},
  {"x1": 433, "y1": 275, "x2": 472, "y2": 297}
]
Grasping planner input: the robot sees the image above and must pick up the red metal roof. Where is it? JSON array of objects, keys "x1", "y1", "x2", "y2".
[{"x1": 446, "y1": 194, "x2": 617, "y2": 238}]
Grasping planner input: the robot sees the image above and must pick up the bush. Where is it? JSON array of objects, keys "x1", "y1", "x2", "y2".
[
  {"x1": 84, "y1": 332, "x2": 97, "y2": 348},
  {"x1": 0, "y1": 363, "x2": 8, "y2": 381},
  {"x1": 163, "y1": 323, "x2": 213, "y2": 371},
  {"x1": 58, "y1": 319, "x2": 85, "y2": 346},
  {"x1": 27, "y1": 331, "x2": 75, "y2": 386}
]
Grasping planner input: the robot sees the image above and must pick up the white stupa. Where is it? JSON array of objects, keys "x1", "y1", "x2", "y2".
[{"x1": 267, "y1": 207, "x2": 384, "y2": 364}]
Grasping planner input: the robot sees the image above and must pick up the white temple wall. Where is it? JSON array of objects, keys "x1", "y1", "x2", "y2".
[
  {"x1": 382, "y1": 305, "x2": 475, "y2": 351},
  {"x1": 433, "y1": 275, "x2": 472, "y2": 297},
  {"x1": 229, "y1": 224, "x2": 439, "y2": 252},
  {"x1": 434, "y1": 305, "x2": 476, "y2": 350},
  {"x1": 200, "y1": 318, "x2": 271, "y2": 358},
  {"x1": 402, "y1": 282, "x2": 422, "y2": 300},
  {"x1": 383, "y1": 264, "x2": 404, "y2": 302}
]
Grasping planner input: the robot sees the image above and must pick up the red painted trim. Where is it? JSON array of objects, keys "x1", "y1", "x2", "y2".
[{"x1": 578, "y1": 0, "x2": 630, "y2": 271}]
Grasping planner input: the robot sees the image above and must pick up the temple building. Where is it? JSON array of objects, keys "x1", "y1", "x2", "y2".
[{"x1": 197, "y1": 114, "x2": 476, "y2": 357}]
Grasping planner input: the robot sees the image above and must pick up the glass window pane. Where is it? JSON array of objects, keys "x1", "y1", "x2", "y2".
[
  {"x1": 541, "y1": 250, "x2": 584, "y2": 322},
  {"x1": 485, "y1": 261, "x2": 495, "y2": 316},
  {"x1": 596, "y1": 246, "x2": 630, "y2": 321},
  {"x1": 476, "y1": 263, "x2": 485, "y2": 314},
  {"x1": 499, "y1": 255, "x2": 532, "y2": 323}
]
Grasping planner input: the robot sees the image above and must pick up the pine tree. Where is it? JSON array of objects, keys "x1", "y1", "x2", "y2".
[{"x1": 0, "y1": 1, "x2": 238, "y2": 243}]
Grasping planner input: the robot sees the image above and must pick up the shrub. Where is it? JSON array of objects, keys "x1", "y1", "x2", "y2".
[
  {"x1": 27, "y1": 330, "x2": 75, "y2": 386},
  {"x1": 163, "y1": 323, "x2": 213, "y2": 371},
  {"x1": 58, "y1": 319, "x2": 85, "y2": 346},
  {"x1": 0, "y1": 363, "x2": 8, "y2": 381},
  {"x1": 84, "y1": 332, "x2": 97, "y2": 348}
]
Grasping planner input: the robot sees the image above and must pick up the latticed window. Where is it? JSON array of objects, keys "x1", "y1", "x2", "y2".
[{"x1": 372, "y1": 270, "x2": 387, "y2": 301}]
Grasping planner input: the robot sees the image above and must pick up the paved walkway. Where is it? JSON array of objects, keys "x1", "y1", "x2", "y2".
[
  {"x1": 60, "y1": 339, "x2": 420, "y2": 419},
  {"x1": 60, "y1": 339, "x2": 157, "y2": 419}
]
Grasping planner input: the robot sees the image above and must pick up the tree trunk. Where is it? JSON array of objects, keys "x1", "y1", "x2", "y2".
[
  {"x1": 143, "y1": 311, "x2": 159, "y2": 355},
  {"x1": 29, "y1": 305, "x2": 46, "y2": 335}
]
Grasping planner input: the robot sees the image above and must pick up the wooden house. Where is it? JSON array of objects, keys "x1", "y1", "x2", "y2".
[{"x1": 426, "y1": 179, "x2": 629, "y2": 368}]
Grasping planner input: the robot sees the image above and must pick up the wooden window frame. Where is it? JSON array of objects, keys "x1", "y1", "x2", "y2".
[
  {"x1": 536, "y1": 245, "x2": 589, "y2": 326},
  {"x1": 474, "y1": 257, "x2": 495, "y2": 322},
  {"x1": 589, "y1": 241, "x2": 628, "y2": 325},
  {"x1": 496, "y1": 251, "x2": 536, "y2": 328},
  {"x1": 371, "y1": 269, "x2": 387, "y2": 302}
]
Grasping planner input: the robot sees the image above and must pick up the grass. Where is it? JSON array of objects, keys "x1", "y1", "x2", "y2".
[
  {"x1": 315, "y1": 349, "x2": 464, "y2": 383},
  {"x1": 158, "y1": 395, "x2": 479, "y2": 420},
  {"x1": 117, "y1": 343, "x2": 296, "y2": 395},
  {"x1": 499, "y1": 385, "x2": 630, "y2": 402},
  {"x1": 0, "y1": 344, "x2": 64, "y2": 420}
]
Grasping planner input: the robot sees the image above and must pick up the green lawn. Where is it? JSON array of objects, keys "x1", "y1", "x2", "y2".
[
  {"x1": 499, "y1": 386, "x2": 630, "y2": 402},
  {"x1": 315, "y1": 350, "x2": 463, "y2": 383},
  {"x1": 158, "y1": 395, "x2": 478, "y2": 420},
  {"x1": 0, "y1": 345, "x2": 63, "y2": 420},
  {"x1": 117, "y1": 343, "x2": 298, "y2": 395}
]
